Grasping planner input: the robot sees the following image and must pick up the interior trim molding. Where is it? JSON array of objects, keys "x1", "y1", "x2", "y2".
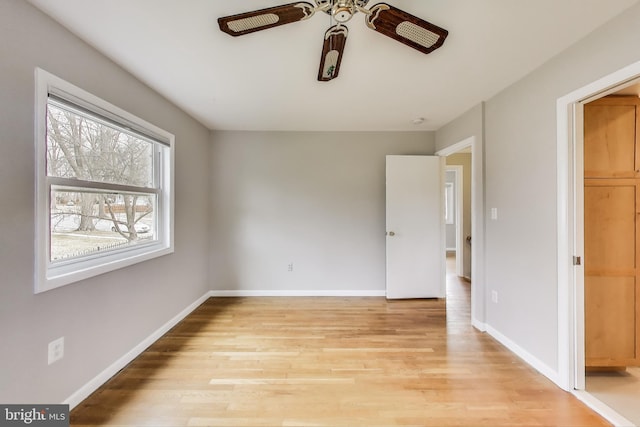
[
  {"x1": 471, "y1": 319, "x2": 487, "y2": 332},
  {"x1": 210, "y1": 290, "x2": 387, "y2": 297},
  {"x1": 63, "y1": 291, "x2": 213, "y2": 409},
  {"x1": 485, "y1": 324, "x2": 559, "y2": 386}
]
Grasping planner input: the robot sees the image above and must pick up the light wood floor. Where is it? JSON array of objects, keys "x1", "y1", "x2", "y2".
[{"x1": 71, "y1": 272, "x2": 609, "y2": 426}]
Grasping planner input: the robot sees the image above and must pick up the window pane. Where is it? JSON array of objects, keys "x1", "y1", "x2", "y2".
[
  {"x1": 46, "y1": 102, "x2": 154, "y2": 187},
  {"x1": 50, "y1": 190, "x2": 156, "y2": 262}
]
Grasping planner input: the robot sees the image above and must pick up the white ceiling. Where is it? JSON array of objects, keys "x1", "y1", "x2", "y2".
[{"x1": 26, "y1": 0, "x2": 638, "y2": 131}]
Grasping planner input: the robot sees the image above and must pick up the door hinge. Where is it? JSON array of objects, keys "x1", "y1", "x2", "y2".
[{"x1": 573, "y1": 256, "x2": 582, "y2": 266}]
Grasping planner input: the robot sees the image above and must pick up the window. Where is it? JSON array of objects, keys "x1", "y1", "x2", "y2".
[
  {"x1": 35, "y1": 69, "x2": 174, "y2": 293},
  {"x1": 444, "y1": 182, "x2": 454, "y2": 225}
]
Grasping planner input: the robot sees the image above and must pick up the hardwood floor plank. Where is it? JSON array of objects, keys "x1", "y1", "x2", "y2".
[{"x1": 70, "y1": 272, "x2": 609, "y2": 426}]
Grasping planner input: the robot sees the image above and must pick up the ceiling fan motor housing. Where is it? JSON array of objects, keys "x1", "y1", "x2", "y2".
[
  {"x1": 332, "y1": 1, "x2": 356, "y2": 22},
  {"x1": 315, "y1": 0, "x2": 370, "y2": 22},
  {"x1": 315, "y1": 0, "x2": 369, "y2": 9}
]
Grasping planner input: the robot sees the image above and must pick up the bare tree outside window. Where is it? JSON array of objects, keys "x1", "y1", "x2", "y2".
[{"x1": 46, "y1": 102, "x2": 157, "y2": 261}]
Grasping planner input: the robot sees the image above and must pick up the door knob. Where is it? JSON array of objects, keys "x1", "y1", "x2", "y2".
[{"x1": 388, "y1": 231, "x2": 395, "y2": 236}]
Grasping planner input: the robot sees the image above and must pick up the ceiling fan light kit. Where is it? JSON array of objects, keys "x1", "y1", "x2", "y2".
[{"x1": 218, "y1": 0, "x2": 448, "y2": 82}]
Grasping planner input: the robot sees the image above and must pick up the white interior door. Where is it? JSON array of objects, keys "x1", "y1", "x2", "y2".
[{"x1": 386, "y1": 155, "x2": 445, "y2": 299}]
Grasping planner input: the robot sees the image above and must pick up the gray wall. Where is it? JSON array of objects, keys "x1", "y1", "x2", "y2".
[
  {"x1": 436, "y1": 103, "x2": 484, "y2": 153},
  {"x1": 436, "y1": 3, "x2": 640, "y2": 373},
  {"x1": 209, "y1": 131, "x2": 435, "y2": 294},
  {"x1": 0, "y1": 0, "x2": 211, "y2": 404}
]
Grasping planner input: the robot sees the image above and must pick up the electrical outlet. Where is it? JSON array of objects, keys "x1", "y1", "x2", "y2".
[
  {"x1": 287, "y1": 263, "x2": 294, "y2": 272},
  {"x1": 491, "y1": 208, "x2": 498, "y2": 220},
  {"x1": 48, "y1": 337, "x2": 64, "y2": 365},
  {"x1": 491, "y1": 291, "x2": 499, "y2": 304}
]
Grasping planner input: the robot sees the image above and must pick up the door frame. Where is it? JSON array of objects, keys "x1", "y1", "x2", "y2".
[
  {"x1": 437, "y1": 136, "x2": 485, "y2": 330},
  {"x1": 445, "y1": 165, "x2": 464, "y2": 277},
  {"x1": 556, "y1": 60, "x2": 640, "y2": 393}
]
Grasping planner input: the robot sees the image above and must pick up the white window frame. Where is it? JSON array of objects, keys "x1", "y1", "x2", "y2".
[
  {"x1": 444, "y1": 182, "x2": 454, "y2": 225},
  {"x1": 34, "y1": 68, "x2": 174, "y2": 293}
]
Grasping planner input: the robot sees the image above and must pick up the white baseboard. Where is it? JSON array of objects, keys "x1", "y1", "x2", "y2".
[
  {"x1": 471, "y1": 318, "x2": 487, "y2": 332},
  {"x1": 63, "y1": 291, "x2": 213, "y2": 410},
  {"x1": 485, "y1": 324, "x2": 560, "y2": 386},
  {"x1": 210, "y1": 289, "x2": 386, "y2": 297},
  {"x1": 572, "y1": 390, "x2": 636, "y2": 427}
]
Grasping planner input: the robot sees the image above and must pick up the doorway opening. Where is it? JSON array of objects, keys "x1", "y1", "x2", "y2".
[
  {"x1": 445, "y1": 161, "x2": 468, "y2": 281},
  {"x1": 582, "y1": 91, "x2": 640, "y2": 427},
  {"x1": 437, "y1": 136, "x2": 485, "y2": 330},
  {"x1": 557, "y1": 59, "x2": 640, "y2": 426}
]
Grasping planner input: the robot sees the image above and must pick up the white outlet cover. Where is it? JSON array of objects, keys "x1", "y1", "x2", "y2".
[
  {"x1": 48, "y1": 337, "x2": 64, "y2": 365},
  {"x1": 491, "y1": 291, "x2": 498, "y2": 303}
]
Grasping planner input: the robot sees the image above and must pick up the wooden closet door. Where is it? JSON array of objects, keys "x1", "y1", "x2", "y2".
[
  {"x1": 584, "y1": 103, "x2": 637, "y2": 178},
  {"x1": 584, "y1": 181, "x2": 638, "y2": 366},
  {"x1": 584, "y1": 96, "x2": 640, "y2": 368}
]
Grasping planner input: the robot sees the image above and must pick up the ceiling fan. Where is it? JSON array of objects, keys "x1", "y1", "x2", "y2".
[{"x1": 218, "y1": 1, "x2": 448, "y2": 82}]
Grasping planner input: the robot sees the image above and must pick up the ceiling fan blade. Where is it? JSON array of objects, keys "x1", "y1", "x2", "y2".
[
  {"x1": 218, "y1": 2, "x2": 316, "y2": 37},
  {"x1": 318, "y1": 25, "x2": 348, "y2": 82},
  {"x1": 365, "y1": 3, "x2": 448, "y2": 54}
]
